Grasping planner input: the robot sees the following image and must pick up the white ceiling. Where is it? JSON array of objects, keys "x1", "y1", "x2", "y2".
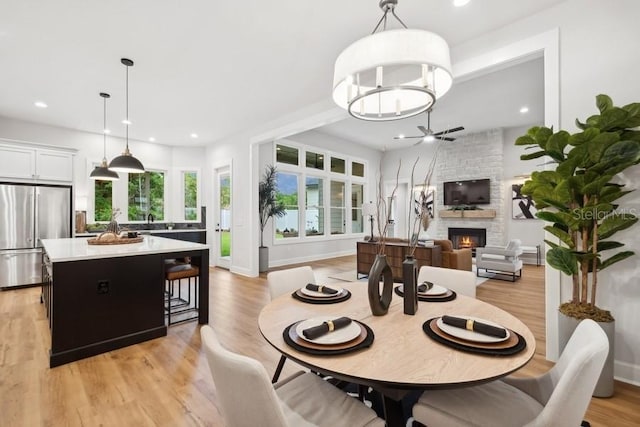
[{"x1": 0, "y1": 0, "x2": 563, "y2": 147}]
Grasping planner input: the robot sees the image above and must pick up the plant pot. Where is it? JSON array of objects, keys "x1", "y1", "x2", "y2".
[
  {"x1": 402, "y1": 255, "x2": 418, "y2": 315},
  {"x1": 259, "y1": 246, "x2": 269, "y2": 273},
  {"x1": 558, "y1": 312, "x2": 614, "y2": 397},
  {"x1": 368, "y1": 254, "x2": 393, "y2": 316}
]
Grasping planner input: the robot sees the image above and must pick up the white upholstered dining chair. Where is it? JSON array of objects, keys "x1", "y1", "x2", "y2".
[
  {"x1": 412, "y1": 319, "x2": 608, "y2": 427},
  {"x1": 267, "y1": 265, "x2": 316, "y2": 300},
  {"x1": 200, "y1": 325, "x2": 385, "y2": 427},
  {"x1": 417, "y1": 265, "x2": 476, "y2": 298},
  {"x1": 266, "y1": 266, "x2": 317, "y2": 382}
]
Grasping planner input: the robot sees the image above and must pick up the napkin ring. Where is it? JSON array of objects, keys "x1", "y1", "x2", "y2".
[
  {"x1": 326, "y1": 320, "x2": 335, "y2": 332},
  {"x1": 318, "y1": 285, "x2": 324, "y2": 293},
  {"x1": 466, "y1": 319, "x2": 474, "y2": 331}
]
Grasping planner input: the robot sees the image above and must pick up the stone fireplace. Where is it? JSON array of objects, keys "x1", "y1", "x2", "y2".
[{"x1": 448, "y1": 227, "x2": 487, "y2": 253}]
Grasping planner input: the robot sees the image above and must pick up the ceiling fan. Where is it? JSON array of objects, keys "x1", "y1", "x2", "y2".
[{"x1": 394, "y1": 109, "x2": 464, "y2": 145}]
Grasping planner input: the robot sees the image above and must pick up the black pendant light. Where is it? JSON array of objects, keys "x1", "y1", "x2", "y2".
[
  {"x1": 109, "y1": 58, "x2": 145, "y2": 173},
  {"x1": 90, "y1": 93, "x2": 120, "y2": 181}
]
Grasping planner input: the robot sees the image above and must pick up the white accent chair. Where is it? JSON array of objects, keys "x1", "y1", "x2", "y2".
[
  {"x1": 475, "y1": 239, "x2": 524, "y2": 282},
  {"x1": 417, "y1": 265, "x2": 476, "y2": 298},
  {"x1": 267, "y1": 266, "x2": 317, "y2": 382},
  {"x1": 412, "y1": 319, "x2": 609, "y2": 427},
  {"x1": 200, "y1": 325, "x2": 385, "y2": 427}
]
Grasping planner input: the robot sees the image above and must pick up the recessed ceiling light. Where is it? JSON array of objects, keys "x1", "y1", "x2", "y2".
[
  {"x1": 520, "y1": 106, "x2": 529, "y2": 114},
  {"x1": 103, "y1": 129, "x2": 111, "y2": 134},
  {"x1": 190, "y1": 133, "x2": 198, "y2": 139},
  {"x1": 34, "y1": 101, "x2": 48, "y2": 108},
  {"x1": 397, "y1": 134, "x2": 405, "y2": 139},
  {"x1": 453, "y1": 0, "x2": 471, "y2": 7},
  {"x1": 121, "y1": 119, "x2": 132, "y2": 125},
  {"x1": 148, "y1": 137, "x2": 155, "y2": 142}
]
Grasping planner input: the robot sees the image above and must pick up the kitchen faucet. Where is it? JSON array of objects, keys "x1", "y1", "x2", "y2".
[{"x1": 147, "y1": 213, "x2": 155, "y2": 224}]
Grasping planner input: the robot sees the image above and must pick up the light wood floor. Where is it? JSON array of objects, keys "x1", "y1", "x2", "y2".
[{"x1": 1, "y1": 257, "x2": 638, "y2": 426}]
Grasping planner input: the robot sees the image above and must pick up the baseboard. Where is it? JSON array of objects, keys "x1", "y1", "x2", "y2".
[
  {"x1": 269, "y1": 249, "x2": 356, "y2": 268},
  {"x1": 230, "y1": 266, "x2": 253, "y2": 277},
  {"x1": 615, "y1": 360, "x2": 640, "y2": 387}
]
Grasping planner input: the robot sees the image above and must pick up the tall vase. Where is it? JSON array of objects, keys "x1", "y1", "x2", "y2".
[
  {"x1": 402, "y1": 255, "x2": 418, "y2": 315},
  {"x1": 368, "y1": 254, "x2": 393, "y2": 316}
]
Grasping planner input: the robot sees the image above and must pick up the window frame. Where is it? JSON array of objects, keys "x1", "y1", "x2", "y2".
[
  {"x1": 179, "y1": 168, "x2": 201, "y2": 222},
  {"x1": 272, "y1": 140, "x2": 368, "y2": 245},
  {"x1": 126, "y1": 168, "x2": 168, "y2": 223}
]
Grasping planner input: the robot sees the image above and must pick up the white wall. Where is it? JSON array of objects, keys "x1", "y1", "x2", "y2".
[
  {"x1": 0, "y1": 115, "x2": 207, "y2": 223},
  {"x1": 452, "y1": 0, "x2": 640, "y2": 384}
]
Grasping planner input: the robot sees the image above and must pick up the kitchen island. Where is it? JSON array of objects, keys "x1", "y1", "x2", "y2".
[{"x1": 41, "y1": 236, "x2": 209, "y2": 367}]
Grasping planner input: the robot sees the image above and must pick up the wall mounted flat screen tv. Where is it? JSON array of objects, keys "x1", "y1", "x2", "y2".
[{"x1": 443, "y1": 179, "x2": 491, "y2": 205}]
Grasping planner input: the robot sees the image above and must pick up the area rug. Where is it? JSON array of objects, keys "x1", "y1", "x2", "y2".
[{"x1": 329, "y1": 269, "x2": 491, "y2": 287}]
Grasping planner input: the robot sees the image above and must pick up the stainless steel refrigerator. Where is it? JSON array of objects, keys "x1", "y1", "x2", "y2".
[{"x1": 0, "y1": 183, "x2": 71, "y2": 289}]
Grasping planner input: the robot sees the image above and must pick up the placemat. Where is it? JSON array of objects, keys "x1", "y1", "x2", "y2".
[
  {"x1": 423, "y1": 318, "x2": 526, "y2": 356},
  {"x1": 283, "y1": 320, "x2": 374, "y2": 355},
  {"x1": 291, "y1": 289, "x2": 351, "y2": 304},
  {"x1": 394, "y1": 286, "x2": 457, "y2": 302}
]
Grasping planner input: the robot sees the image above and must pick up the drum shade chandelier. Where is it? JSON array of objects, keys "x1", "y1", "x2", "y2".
[
  {"x1": 90, "y1": 92, "x2": 119, "y2": 181},
  {"x1": 332, "y1": 0, "x2": 453, "y2": 121},
  {"x1": 109, "y1": 58, "x2": 145, "y2": 173}
]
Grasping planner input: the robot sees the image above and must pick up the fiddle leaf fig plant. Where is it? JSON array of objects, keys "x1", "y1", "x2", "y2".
[{"x1": 517, "y1": 94, "x2": 640, "y2": 322}]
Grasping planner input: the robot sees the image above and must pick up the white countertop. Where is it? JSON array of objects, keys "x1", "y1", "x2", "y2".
[
  {"x1": 42, "y1": 235, "x2": 209, "y2": 262},
  {"x1": 75, "y1": 228, "x2": 206, "y2": 237}
]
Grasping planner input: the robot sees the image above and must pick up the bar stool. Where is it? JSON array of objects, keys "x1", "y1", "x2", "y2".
[{"x1": 165, "y1": 258, "x2": 199, "y2": 325}]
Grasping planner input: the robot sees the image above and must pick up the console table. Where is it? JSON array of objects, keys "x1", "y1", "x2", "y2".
[{"x1": 357, "y1": 241, "x2": 442, "y2": 282}]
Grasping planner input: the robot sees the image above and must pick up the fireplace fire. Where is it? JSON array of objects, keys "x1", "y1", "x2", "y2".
[{"x1": 448, "y1": 228, "x2": 487, "y2": 253}]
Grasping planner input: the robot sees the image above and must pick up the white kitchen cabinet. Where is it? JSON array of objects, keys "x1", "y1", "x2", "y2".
[
  {"x1": 0, "y1": 142, "x2": 74, "y2": 183},
  {"x1": 36, "y1": 150, "x2": 73, "y2": 181},
  {"x1": 0, "y1": 145, "x2": 36, "y2": 180}
]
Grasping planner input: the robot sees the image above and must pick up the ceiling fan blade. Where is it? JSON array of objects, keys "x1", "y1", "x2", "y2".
[
  {"x1": 433, "y1": 126, "x2": 464, "y2": 136},
  {"x1": 394, "y1": 135, "x2": 424, "y2": 139},
  {"x1": 417, "y1": 126, "x2": 429, "y2": 135},
  {"x1": 437, "y1": 136, "x2": 456, "y2": 141},
  {"x1": 413, "y1": 140, "x2": 425, "y2": 146}
]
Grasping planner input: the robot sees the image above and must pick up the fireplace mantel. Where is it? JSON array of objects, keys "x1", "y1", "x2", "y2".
[{"x1": 439, "y1": 209, "x2": 496, "y2": 218}]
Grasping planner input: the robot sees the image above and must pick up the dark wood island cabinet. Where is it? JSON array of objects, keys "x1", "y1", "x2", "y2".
[{"x1": 41, "y1": 236, "x2": 209, "y2": 367}]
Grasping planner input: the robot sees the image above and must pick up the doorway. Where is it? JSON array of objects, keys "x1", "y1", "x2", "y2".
[{"x1": 214, "y1": 165, "x2": 231, "y2": 269}]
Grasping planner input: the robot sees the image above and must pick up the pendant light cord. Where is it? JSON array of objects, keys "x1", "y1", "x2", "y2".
[
  {"x1": 125, "y1": 63, "x2": 129, "y2": 150},
  {"x1": 103, "y1": 95, "x2": 107, "y2": 161},
  {"x1": 371, "y1": 2, "x2": 408, "y2": 34}
]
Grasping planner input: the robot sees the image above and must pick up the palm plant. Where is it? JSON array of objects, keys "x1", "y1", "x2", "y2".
[
  {"x1": 258, "y1": 165, "x2": 286, "y2": 247},
  {"x1": 517, "y1": 94, "x2": 640, "y2": 321}
]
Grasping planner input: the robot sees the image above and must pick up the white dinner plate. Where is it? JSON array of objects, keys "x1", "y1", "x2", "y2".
[
  {"x1": 398, "y1": 284, "x2": 448, "y2": 296},
  {"x1": 300, "y1": 285, "x2": 343, "y2": 298},
  {"x1": 295, "y1": 317, "x2": 361, "y2": 345},
  {"x1": 436, "y1": 316, "x2": 510, "y2": 343}
]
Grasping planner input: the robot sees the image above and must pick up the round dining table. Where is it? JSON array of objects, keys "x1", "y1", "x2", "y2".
[{"x1": 258, "y1": 281, "x2": 536, "y2": 427}]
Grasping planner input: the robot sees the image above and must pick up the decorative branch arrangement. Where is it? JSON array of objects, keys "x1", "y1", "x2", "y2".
[
  {"x1": 407, "y1": 142, "x2": 442, "y2": 256},
  {"x1": 375, "y1": 160, "x2": 401, "y2": 255}
]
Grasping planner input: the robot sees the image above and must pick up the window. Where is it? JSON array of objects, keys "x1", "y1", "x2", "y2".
[
  {"x1": 351, "y1": 183, "x2": 364, "y2": 233},
  {"x1": 305, "y1": 177, "x2": 324, "y2": 236},
  {"x1": 330, "y1": 180, "x2": 345, "y2": 235},
  {"x1": 331, "y1": 157, "x2": 346, "y2": 174},
  {"x1": 275, "y1": 172, "x2": 299, "y2": 239},
  {"x1": 276, "y1": 144, "x2": 299, "y2": 166},
  {"x1": 128, "y1": 171, "x2": 165, "y2": 221},
  {"x1": 352, "y1": 161, "x2": 365, "y2": 177},
  {"x1": 183, "y1": 171, "x2": 198, "y2": 220},
  {"x1": 94, "y1": 181, "x2": 113, "y2": 222},
  {"x1": 306, "y1": 151, "x2": 324, "y2": 170}
]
